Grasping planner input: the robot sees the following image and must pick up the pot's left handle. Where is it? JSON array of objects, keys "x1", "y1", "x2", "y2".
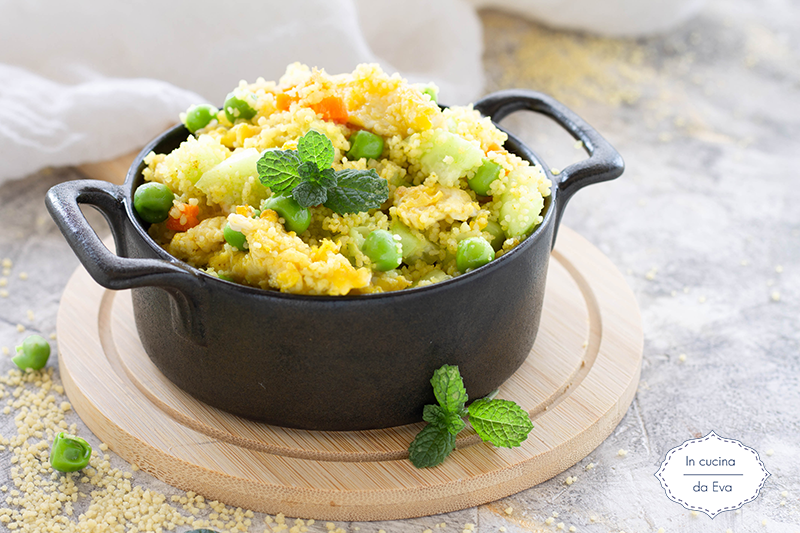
[{"x1": 46, "y1": 179, "x2": 207, "y2": 345}]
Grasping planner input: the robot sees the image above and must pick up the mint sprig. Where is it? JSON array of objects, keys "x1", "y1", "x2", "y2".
[
  {"x1": 407, "y1": 365, "x2": 534, "y2": 468},
  {"x1": 257, "y1": 130, "x2": 388, "y2": 214}
]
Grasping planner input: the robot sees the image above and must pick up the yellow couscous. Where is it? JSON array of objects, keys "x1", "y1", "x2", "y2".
[{"x1": 138, "y1": 63, "x2": 551, "y2": 296}]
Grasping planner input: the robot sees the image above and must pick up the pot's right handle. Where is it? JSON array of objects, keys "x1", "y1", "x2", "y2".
[
  {"x1": 474, "y1": 90, "x2": 624, "y2": 235},
  {"x1": 46, "y1": 179, "x2": 208, "y2": 344}
]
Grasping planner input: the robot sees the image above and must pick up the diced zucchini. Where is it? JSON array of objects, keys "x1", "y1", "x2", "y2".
[
  {"x1": 483, "y1": 220, "x2": 506, "y2": 251},
  {"x1": 419, "y1": 131, "x2": 483, "y2": 187},
  {"x1": 195, "y1": 148, "x2": 267, "y2": 208},
  {"x1": 499, "y1": 169, "x2": 545, "y2": 238},
  {"x1": 390, "y1": 219, "x2": 432, "y2": 261}
]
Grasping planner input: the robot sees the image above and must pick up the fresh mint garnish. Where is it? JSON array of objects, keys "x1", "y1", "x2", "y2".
[
  {"x1": 423, "y1": 404, "x2": 466, "y2": 435},
  {"x1": 407, "y1": 365, "x2": 534, "y2": 468},
  {"x1": 257, "y1": 130, "x2": 388, "y2": 213},
  {"x1": 431, "y1": 364, "x2": 468, "y2": 415},
  {"x1": 297, "y1": 129, "x2": 335, "y2": 170},
  {"x1": 256, "y1": 149, "x2": 301, "y2": 193},
  {"x1": 467, "y1": 398, "x2": 534, "y2": 448},
  {"x1": 407, "y1": 423, "x2": 456, "y2": 468},
  {"x1": 292, "y1": 181, "x2": 329, "y2": 207}
]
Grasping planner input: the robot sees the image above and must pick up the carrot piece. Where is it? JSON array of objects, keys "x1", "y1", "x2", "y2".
[
  {"x1": 311, "y1": 96, "x2": 348, "y2": 124},
  {"x1": 276, "y1": 92, "x2": 298, "y2": 111},
  {"x1": 166, "y1": 203, "x2": 200, "y2": 232}
]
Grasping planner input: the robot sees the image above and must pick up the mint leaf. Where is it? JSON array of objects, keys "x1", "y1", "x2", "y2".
[
  {"x1": 467, "y1": 398, "x2": 533, "y2": 448},
  {"x1": 407, "y1": 423, "x2": 456, "y2": 468},
  {"x1": 292, "y1": 181, "x2": 328, "y2": 207},
  {"x1": 318, "y1": 168, "x2": 337, "y2": 189},
  {"x1": 423, "y1": 404, "x2": 447, "y2": 426},
  {"x1": 297, "y1": 160, "x2": 320, "y2": 182},
  {"x1": 423, "y1": 404, "x2": 466, "y2": 435},
  {"x1": 431, "y1": 364, "x2": 468, "y2": 415},
  {"x1": 257, "y1": 149, "x2": 301, "y2": 193},
  {"x1": 324, "y1": 169, "x2": 389, "y2": 214},
  {"x1": 297, "y1": 130, "x2": 334, "y2": 170}
]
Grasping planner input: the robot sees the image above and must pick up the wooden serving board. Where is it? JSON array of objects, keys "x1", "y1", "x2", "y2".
[{"x1": 56, "y1": 227, "x2": 642, "y2": 521}]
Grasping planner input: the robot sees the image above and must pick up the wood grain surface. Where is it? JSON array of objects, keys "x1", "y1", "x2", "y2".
[{"x1": 56, "y1": 227, "x2": 642, "y2": 521}]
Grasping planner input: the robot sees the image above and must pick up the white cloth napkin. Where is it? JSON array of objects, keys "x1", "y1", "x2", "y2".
[{"x1": 0, "y1": 0, "x2": 483, "y2": 183}]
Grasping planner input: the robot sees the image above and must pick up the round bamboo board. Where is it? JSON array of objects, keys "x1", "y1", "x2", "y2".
[{"x1": 56, "y1": 226, "x2": 642, "y2": 521}]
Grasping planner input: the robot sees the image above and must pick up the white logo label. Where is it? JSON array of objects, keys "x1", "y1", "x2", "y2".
[{"x1": 654, "y1": 431, "x2": 770, "y2": 518}]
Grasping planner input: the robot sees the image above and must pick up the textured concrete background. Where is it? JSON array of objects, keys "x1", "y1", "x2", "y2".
[{"x1": 0, "y1": 0, "x2": 798, "y2": 531}]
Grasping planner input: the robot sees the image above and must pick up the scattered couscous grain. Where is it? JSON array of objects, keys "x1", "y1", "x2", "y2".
[
  {"x1": 770, "y1": 291, "x2": 781, "y2": 302},
  {"x1": 698, "y1": 296, "x2": 706, "y2": 303},
  {"x1": 569, "y1": 526, "x2": 576, "y2": 532},
  {"x1": 545, "y1": 517, "x2": 554, "y2": 525},
  {"x1": 1, "y1": 258, "x2": 11, "y2": 268},
  {"x1": 678, "y1": 354, "x2": 687, "y2": 363},
  {"x1": 18, "y1": 272, "x2": 28, "y2": 281},
  {"x1": 15, "y1": 324, "x2": 25, "y2": 333},
  {"x1": 504, "y1": 506, "x2": 513, "y2": 515},
  {"x1": 585, "y1": 462, "x2": 595, "y2": 470},
  {"x1": 766, "y1": 449, "x2": 774, "y2": 456},
  {"x1": 556, "y1": 522, "x2": 565, "y2": 530},
  {"x1": 0, "y1": 289, "x2": 9, "y2": 298},
  {"x1": 691, "y1": 511, "x2": 699, "y2": 517},
  {"x1": 645, "y1": 267, "x2": 657, "y2": 280},
  {"x1": 26, "y1": 310, "x2": 34, "y2": 321},
  {"x1": 617, "y1": 449, "x2": 628, "y2": 457},
  {"x1": 781, "y1": 490, "x2": 788, "y2": 497},
  {"x1": 775, "y1": 265, "x2": 783, "y2": 273},
  {"x1": 0, "y1": 277, "x2": 7, "y2": 286}
]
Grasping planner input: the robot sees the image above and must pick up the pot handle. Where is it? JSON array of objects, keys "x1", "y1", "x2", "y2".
[
  {"x1": 46, "y1": 179, "x2": 207, "y2": 344},
  {"x1": 474, "y1": 90, "x2": 624, "y2": 232}
]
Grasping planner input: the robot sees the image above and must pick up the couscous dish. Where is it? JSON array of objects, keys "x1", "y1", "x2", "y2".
[{"x1": 136, "y1": 64, "x2": 551, "y2": 296}]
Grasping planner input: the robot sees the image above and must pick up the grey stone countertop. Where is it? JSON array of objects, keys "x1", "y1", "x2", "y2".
[{"x1": 0, "y1": 0, "x2": 798, "y2": 531}]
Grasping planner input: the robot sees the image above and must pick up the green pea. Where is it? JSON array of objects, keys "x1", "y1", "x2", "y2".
[
  {"x1": 12, "y1": 334, "x2": 50, "y2": 371},
  {"x1": 484, "y1": 220, "x2": 506, "y2": 251},
  {"x1": 223, "y1": 223, "x2": 248, "y2": 251},
  {"x1": 50, "y1": 432, "x2": 92, "y2": 473},
  {"x1": 223, "y1": 92, "x2": 257, "y2": 123},
  {"x1": 133, "y1": 182, "x2": 174, "y2": 224},
  {"x1": 346, "y1": 131, "x2": 384, "y2": 161},
  {"x1": 262, "y1": 195, "x2": 311, "y2": 234},
  {"x1": 422, "y1": 86, "x2": 438, "y2": 103},
  {"x1": 456, "y1": 237, "x2": 495, "y2": 273},
  {"x1": 184, "y1": 104, "x2": 218, "y2": 133},
  {"x1": 361, "y1": 230, "x2": 403, "y2": 271},
  {"x1": 468, "y1": 159, "x2": 502, "y2": 196}
]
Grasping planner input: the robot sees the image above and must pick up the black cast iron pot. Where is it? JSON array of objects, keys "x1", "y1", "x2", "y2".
[{"x1": 46, "y1": 91, "x2": 623, "y2": 431}]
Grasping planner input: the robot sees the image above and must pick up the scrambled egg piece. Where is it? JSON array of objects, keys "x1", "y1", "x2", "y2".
[
  {"x1": 343, "y1": 64, "x2": 443, "y2": 137},
  {"x1": 216, "y1": 211, "x2": 371, "y2": 295},
  {"x1": 394, "y1": 184, "x2": 480, "y2": 231},
  {"x1": 166, "y1": 216, "x2": 227, "y2": 265}
]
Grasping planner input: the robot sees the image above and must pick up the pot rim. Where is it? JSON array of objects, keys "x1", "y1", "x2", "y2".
[{"x1": 122, "y1": 121, "x2": 559, "y2": 302}]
